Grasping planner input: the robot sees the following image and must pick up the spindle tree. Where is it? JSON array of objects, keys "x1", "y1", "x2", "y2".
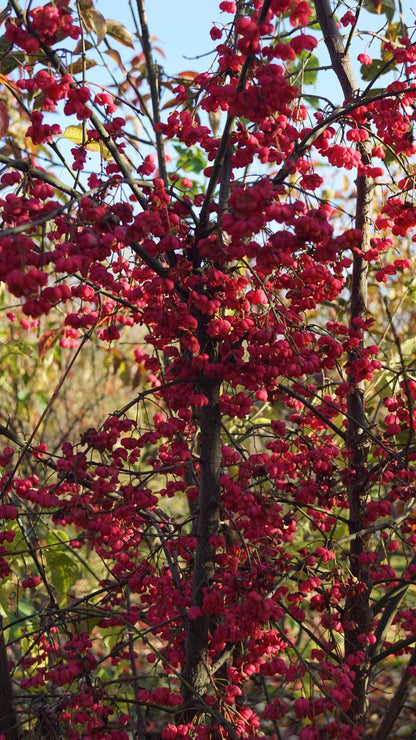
[{"x1": 0, "y1": 0, "x2": 416, "y2": 738}]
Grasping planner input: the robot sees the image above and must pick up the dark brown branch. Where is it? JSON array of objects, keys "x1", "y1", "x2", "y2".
[
  {"x1": 0, "y1": 618, "x2": 18, "y2": 740},
  {"x1": 196, "y1": 0, "x2": 273, "y2": 242},
  {"x1": 273, "y1": 87, "x2": 416, "y2": 188},
  {"x1": 181, "y1": 373, "x2": 222, "y2": 711},
  {"x1": 315, "y1": 0, "x2": 374, "y2": 727},
  {"x1": 373, "y1": 647, "x2": 416, "y2": 740},
  {"x1": 0, "y1": 152, "x2": 77, "y2": 197},
  {"x1": 130, "y1": 241, "x2": 188, "y2": 301},
  {"x1": 276, "y1": 382, "x2": 346, "y2": 440},
  {"x1": 372, "y1": 634, "x2": 416, "y2": 665},
  {"x1": 135, "y1": 0, "x2": 168, "y2": 188},
  {"x1": 8, "y1": 0, "x2": 148, "y2": 212}
]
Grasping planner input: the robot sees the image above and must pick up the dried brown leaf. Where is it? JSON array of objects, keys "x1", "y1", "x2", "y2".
[{"x1": 104, "y1": 47, "x2": 127, "y2": 75}]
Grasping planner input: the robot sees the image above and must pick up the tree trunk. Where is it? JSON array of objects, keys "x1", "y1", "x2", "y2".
[
  {"x1": 315, "y1": 0, "x2": 374, "y2": 726},
  {"x1": 0, "y1": 617, "x2": 18, "y2": 740},
  {"x1": 181, "y1": 357, "x2": 222, "y2": 712}
]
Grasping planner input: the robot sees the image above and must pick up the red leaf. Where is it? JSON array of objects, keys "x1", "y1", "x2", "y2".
[
  {"x1": 177, "y1": 70, "x2": 198, "y2": 80},
  {"x1": 38, "y1": 329, "x2": 60, "y2": 362},
  {"x1": 0, "y1": 100, "x2": 9, "y2": 138}
]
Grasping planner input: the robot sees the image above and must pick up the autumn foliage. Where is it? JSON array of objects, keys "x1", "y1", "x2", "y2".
[{"x1": 0, "y1": 0, "x2": 416, "y2": 738}]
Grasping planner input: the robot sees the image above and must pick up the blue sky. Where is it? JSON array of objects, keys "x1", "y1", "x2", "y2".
[
  {"x1": 99, "y1": 0, "x2": 223, "y2": 77},
  {"x1": 52, "y1": 0, "x2": 400, "y2": 182},
  {"x1": 96, "y1": 0, "x2": 393, "y2": 109}
]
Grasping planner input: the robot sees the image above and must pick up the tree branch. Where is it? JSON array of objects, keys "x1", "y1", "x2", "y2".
[
  {"x1": 315, "y1": 0, "x2": 374, "y2": 726},
  {"x1": 135, "y1": 0, "x2": 168, "y2": 188},
  {"x1": 0, "y1": 618, "x2": 18, "y2": 740},
  {"x1": 373, "y1": 647, "x2": 416, "y2": 740}
]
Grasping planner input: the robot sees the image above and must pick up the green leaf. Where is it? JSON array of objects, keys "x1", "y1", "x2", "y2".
[
  {"x1": 366, "y1": 368, "x2": 398, "y2": 401},
  {"x1": 102, "y1": 625, "x2": 125, "y2": 651},
  {"x1": 44, "y1": 536, "x2": 79, "y2": 602},
  {"x1": 295, "y1": 53, "x2": 319, "y2": 87},
  {"x1": 304, "y1": 95, "x2": 321, "y2": 110},
  {"x1": 0, "y1": 339, "x2": 32, "y2": 358},
  {"x1": 363, "y1": 0, "x2": 395, "y2": 21},
  {"x1": 36, "y1": 391, "x2": 50, "y2": 415},
  {"x1": 0, "y1": 7, "x2": 11, "y2": 23},
  {"x1": 0, "y1": 48, "x2": 23, "y2": 76},
  {"x1": 360, "y1": 57, "x2": 395, "y2": 82},
  {"x1": 407, "y1": 276, "x2": 416, "y2": 299},
  {"x1": 176, "y1": 145, "x2": 207, "y2": 175},
  {"x1": 392, "y1": 336, "x2": 416, "y2": 367},
  {"x1": 173, "y1": 144, "x2": 187, "y2": 156},
  {"x1": 106, "y1": 19, "x2": 135, "y2": 49},
  {"x1": 0, "y1": 584, "x2": 13, "y2": 619},
  {"x1": 366, "y1": 336, "x2": 416, "y2": 400},
  {"x1": 0, "y1": 44, "x2": 47, "y2": 75}
]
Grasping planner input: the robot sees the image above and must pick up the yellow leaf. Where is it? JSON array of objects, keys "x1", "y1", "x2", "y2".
[
  {"x1": 73, "y1": 39, "x2": 94, "y2": 54},
  {"x1": 0, "y1": 73, "x2": 19, "y2": 91},
  {"x1": 67, "y1": 57, "x2": 97, "y2": 75},
  {"x1": 61, "y1": 125, "x2": 111, "y2": 160},
  {"x1": 381, "y1": 22, "x2": 400, "y2": 62}
]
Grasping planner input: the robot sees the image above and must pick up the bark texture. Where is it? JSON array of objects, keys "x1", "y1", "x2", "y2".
[
  {"x1": 315, "y1": 0, "x2": 374, "y2": 726},
  {"x1": 0, "y1": 617, "x2": 18, "y2": 740},
  {"x1": 181, "y1": 327, "x2": 222, "y2": 711}
]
